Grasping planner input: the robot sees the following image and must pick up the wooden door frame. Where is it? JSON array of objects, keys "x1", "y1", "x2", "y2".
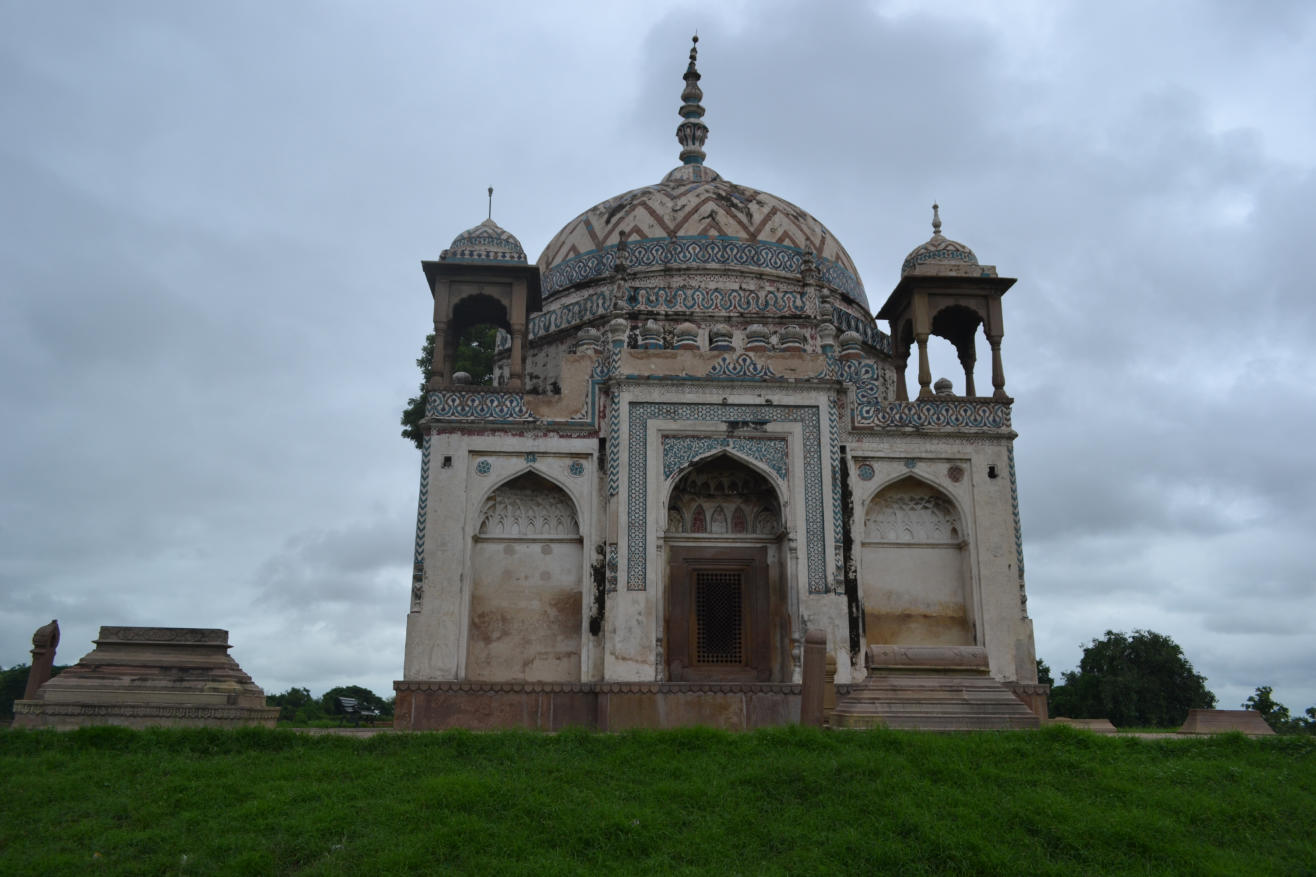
[{"x1": 666, "y1": 543, "x2": 770, "y2": 682}]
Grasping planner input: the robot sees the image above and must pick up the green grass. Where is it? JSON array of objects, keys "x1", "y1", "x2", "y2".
[{"x1": 1, "y1": 725, "x2": 1313, "y2": 875}]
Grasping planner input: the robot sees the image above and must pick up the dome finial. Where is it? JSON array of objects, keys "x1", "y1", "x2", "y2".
[
  {"x1": 487, "y1": 186, "x2": 494, "y2": 221},
  {"x1": 931, "y1": 202, "x2": 942, "y2": 237},
  {"x1": 676, "y1": 34, "x2": 708, "y2": 166}
]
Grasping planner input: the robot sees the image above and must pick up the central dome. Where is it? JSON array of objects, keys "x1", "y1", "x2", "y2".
[
  {"x1": 537, "y1": 166, "x2": 868, "y2": 309},
  {"x1": 536, "y1": 37, "x2": 868, "y2": 311}
]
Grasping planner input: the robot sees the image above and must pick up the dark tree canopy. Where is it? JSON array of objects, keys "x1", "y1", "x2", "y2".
[
  {"x1": 1047, "y1": 629, "x2": 1216, "y2": 727},
  {"x1": 400, "y1": 326, "x2": 499, "y2": 449},
  {"x1": 322, "y1": 685, "x2": 392, "y2": 717},
  {"x1": 1244, "y1": 685, "x2": 1316, "y2": 735},
  {"x1": 0, "y1": 663, "x2": 66, "y2": 720}
]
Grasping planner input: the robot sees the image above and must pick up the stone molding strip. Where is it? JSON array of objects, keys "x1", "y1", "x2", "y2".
[
  {"x1": 96, "y1": 626, "x2": 229, "y2": 645},
  {"x1": 14, "y1": 701, "x2": 279, "y2": 720},
  {"x1": 394, "y1": 680, "x2": 803, "y2": 695},
  {"x1": 866, "y1": 644, "x2": 991, "y2": 671}
]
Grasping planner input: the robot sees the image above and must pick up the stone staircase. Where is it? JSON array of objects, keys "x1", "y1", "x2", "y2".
[{"x1": 830, "y1": 645, "x2": 1041, "y2": 731}]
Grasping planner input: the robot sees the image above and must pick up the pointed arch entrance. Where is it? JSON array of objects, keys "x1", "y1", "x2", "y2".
[{"x1": 663, "y1": 454, "x2": 790, "y2": 682}]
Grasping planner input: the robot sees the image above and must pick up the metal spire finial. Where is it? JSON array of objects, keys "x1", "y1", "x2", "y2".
[
  {"x1": 487, "y1": 186, "x2": 494, "y2": 221},
  {"x1": 676, "y1": 34, "x2": 708, "y2": 166},
  {"x1": 931, "y1": 202, "x2": 942, "y2": 237}
]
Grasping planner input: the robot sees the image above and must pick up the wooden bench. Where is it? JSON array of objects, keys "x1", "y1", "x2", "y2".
[{"x1": 336, "y1": 696, "x2": 380, "y2": 727}]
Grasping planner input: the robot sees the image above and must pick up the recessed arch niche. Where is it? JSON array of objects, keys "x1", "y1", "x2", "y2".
[
  {"x1": 860, "y1": 476, "x2": 974, "y2": 647},
  {"x1": 663, "y1": 453, "x2": 789, "y2": 682},
  {"x1": 467, "y1": 471, "x2": 582, "y2": 682}
]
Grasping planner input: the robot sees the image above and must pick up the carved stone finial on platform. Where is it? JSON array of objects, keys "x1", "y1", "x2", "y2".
[
  {"x1": 676, "y1": 35, "x2": 709, "y2": 166},
  {"x1": 23, "y1": 619, "x2": 60, "y2": 700},
  {"x1": 931, "y1": 202, "x2": 942, "y2": 237}
]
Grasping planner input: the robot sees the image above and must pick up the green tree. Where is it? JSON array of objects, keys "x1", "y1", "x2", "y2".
[
  {"x1": 400, "y1": 333, "x2": 435, "y2": 450},
  {"x1": 1242, "y1": 685, "x2": 1316, "y2": 735},
  {"x1": 0, "y1": 663, "x2": 65, "y2": 720},
  {"x1": 1243, "y1": 685, "x2": 1292, "y2": 733},
  {"x1": 1036, "y1": 659, "x2": 1054, "y2": 687},
  {"x1": 1047, "y1": 630, "x2": 1216, "y2": 727},
  {"x1": 266, "y1": 686, "x2": 325, "y2": 724},
  {"x1": 322, "y1": 685, "x2": 392, "y2": 718},
  {"x1": 400, "y1": 326, "x2": 499, "y2": 449}
]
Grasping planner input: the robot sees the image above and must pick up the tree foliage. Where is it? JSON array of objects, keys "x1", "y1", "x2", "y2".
[
  {"x1": 1047, "y1": 630, "x2": 1216, "y2": 727},
  {"x1": 1244, "y1": 685, "x2": 1316, "y2": 735},
  {"x1": 265, "y1": 686, "x2": 326, "y2": 724},
  {"x1": 400, "y1": 326, "x2": 499, "y2": 449},
  {"x1": 267, "y1": 685, "x2": 394, "y2": 723},
  {"x1": 400, "y1": 333, "x2": 435, "y2": 450},
  {"x1": 322, "y1": 685, "x2": 393, "y2": 718},
  {"x1": 0, "y1": 663, "x2": 66, "y2": 720}
]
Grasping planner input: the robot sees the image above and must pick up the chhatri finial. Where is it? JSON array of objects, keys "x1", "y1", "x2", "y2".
[
  {"x1": 931, "y1": 202, "x2": 942, "y2": 237},
  {"x1": 676, "y1": 34, "x2": 708, "y2": 166},
  {"x1": 487, "y1": 186, "x2": 494, "y2": 221}
]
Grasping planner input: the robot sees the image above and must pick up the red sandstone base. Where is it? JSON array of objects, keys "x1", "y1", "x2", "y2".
[{"x1": 393, "y1": 681, "x2": 801, "y2": 731}]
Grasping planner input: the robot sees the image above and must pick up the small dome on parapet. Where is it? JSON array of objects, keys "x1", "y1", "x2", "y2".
[
  {"x1": 440, "y1": 217, "x2": 527, "y2": 264},
  {"x1": 901, "y1": 204, "x2": 993, "y2": 278}
]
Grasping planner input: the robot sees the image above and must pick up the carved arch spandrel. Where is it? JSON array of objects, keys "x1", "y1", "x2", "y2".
[
  {"x1": 477, "y1": 471, "x2": 580, "y2": 538},
  {"x1": 863, "y1": 477, "x2": 963, "y2": 543}
]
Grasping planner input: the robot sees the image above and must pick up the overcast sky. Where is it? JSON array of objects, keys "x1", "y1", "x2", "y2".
[{"x1": 3, "y1": 1, "x2": 1314, "y2": 714}]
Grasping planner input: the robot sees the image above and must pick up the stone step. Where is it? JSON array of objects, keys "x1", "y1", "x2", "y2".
[{"x1": 831, "y1": 672, "x2": 1041, "y2": 731}]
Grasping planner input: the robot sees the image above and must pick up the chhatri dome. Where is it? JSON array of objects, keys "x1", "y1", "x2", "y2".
[
  {"x1": 440, "y1": 202, "x2": 528, "y2": 265},
  {"x1": 900, "y1": 203, "x2": 994, "y2": 278},
  {"x1": 536, "y1": 35, "x2": 870, "y2": 312}
]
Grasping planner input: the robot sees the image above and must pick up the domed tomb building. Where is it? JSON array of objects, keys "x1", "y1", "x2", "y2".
[{"x1": 395, "y1": 40, "x2": 1045, "y2": 730}]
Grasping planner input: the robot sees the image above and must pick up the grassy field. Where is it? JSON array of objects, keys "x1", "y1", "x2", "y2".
[{"x1": 2, "y1": 725, "x2": 1313, "y2": 876}]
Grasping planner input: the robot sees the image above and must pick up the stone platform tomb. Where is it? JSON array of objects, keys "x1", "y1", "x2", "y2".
[{"x1": 12, "y1": 626, "x2": 278, "y2": 730}]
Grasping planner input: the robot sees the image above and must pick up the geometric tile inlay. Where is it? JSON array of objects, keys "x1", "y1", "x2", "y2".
[
  {"x1": 625, "y1": 286, "x2": 809, "y2": 315},
  {"x1": 414, "y1": 433, "x2": 431, "y2": 567},
  {"x1": 628, "y1": 402, "x2": 827, "y2": 593}
]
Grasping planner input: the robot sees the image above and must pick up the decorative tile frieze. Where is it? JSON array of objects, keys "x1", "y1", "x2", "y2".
[
  {"x1": 625, "y1": 286, "x2": 809, "y2": 315},
  {"x1": 541, "y1": 237, "x2": 864, "y2": 303},
  {"x1": 866, "y1": 400, "x2": 1012, "y2": 430},
  {"x1": 831, "y1": 306, "x2": 892, "y2": 354},
  {"x1": 427, "y1": 390, "x2": 535, "y2": 422},
  {"x1": 414, "y1": 434, "x2": 431, "y2": 567},
  {"x1": 828, "y1": 395, "x2": 843, "y2": 577},
  {"x1": 705, "y1": 353, "x2": 780, "y2": 380},
  {"x1": 529, "y1": 289, "x2": 613, "y2": 340},
  {"x1": 627, "y1": 402, "x2": 827, "y2": 593},
  {"x1": 1008, "y1": 446, "x2": 1028, "y2": 617}
]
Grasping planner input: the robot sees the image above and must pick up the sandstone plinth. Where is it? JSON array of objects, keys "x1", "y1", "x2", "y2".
[{"x1": 12, "y1": 626, "x2": 278, "y2": 730}]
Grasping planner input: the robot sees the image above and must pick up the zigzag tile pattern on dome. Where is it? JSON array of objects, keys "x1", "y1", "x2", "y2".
[{"x1": 536, "y1": 176, "x2": 869, "y2": 309}]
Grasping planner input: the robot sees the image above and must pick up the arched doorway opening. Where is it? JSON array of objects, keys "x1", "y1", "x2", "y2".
[{"x1": 663, "y1": 454, "x2": 790, "y2": 682}]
